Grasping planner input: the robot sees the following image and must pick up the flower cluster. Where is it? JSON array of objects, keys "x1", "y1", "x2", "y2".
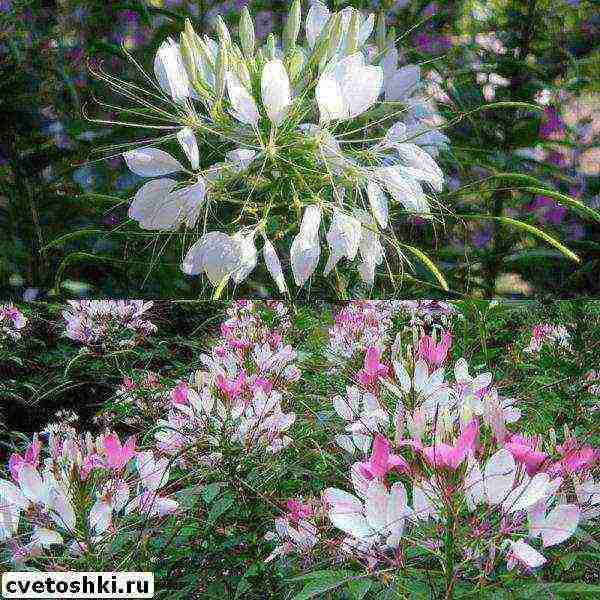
[
  {"x1": 269, "y1": 316, "x2": 598, "y2": 579},
  {"x1": 523, "y1": 323, "x2": 572, "y2": 354},
  {"x1": 155, "y1": 302, "x2": 299, "y2": 461},
  {"x1": 62, "y1": 300, "x2": 157, "y2": 348},
  {"x1": 0, "y1": 430, "x2": 178, "y2": 565},
  {"x1": 106, "y1": 1, "x2": 448, "y2": 291},
  {"x1": 0, "y1": 305, "x2": 27, "y2": 345}
]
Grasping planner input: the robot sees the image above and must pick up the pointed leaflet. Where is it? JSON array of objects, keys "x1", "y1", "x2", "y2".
[
  {"x1": 124, "y1": 148, "x2": 184, "y2": 177},
  {"x1": 261, "y1": 60, "x2": 291, "y2": 124}
]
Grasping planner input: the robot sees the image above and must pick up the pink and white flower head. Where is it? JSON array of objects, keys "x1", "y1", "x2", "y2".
[
  {"x1": 328, "y1": 301, "x2": 402, "y2": 359},
  {"x1": 62, "y1": 300, "x2": 156, "y2": 347},
  {"x1": 416, "y1": 330, "x2": 452, "y2": 369},
  {"x1": 1, "y1": 429, "x2": 176, "y2": 562},
  {"x1": 356, "y1": 346, "x2": 389, "y2": 388},
  {"x1": 523, "y1": 324, "x2": 572, "y2": 354},
  {"x1": 0, "y1": 305, "x2": 27, "y2": 343},
  {"x1": 332, "y1": 385, "x2": 388, "y2": 454},
  {"x1": 265, "y1": 498, "x2": 319, "y2": 563}
]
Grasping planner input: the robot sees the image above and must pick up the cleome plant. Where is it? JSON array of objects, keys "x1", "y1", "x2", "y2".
[{"x1": 86, "y1": 1, "x2": 596, "y2": 297}]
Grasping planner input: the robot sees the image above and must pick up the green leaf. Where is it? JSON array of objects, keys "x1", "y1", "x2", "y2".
[
  {"x1": 396, "y1": 243, "x2": 449, "y2": 291},
  {"x1": 291, "y1": 570, "x2": 351, "y2": 600},
  {"x1": 205, "y1": 492, "x2": 234, "y2": 529},
  {"x1": 518, "y1": 187, "x2": 600, "y2": 224}
]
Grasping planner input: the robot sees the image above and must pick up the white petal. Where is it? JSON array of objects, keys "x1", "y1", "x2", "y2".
[
  {"x1": 364, "y1": 481, "x2": 388, "y2": 533},
  {"x1": 316, "y1": 73, "x2": 345, "y2": 122},
  {"x1": 124, "y1": 148, "x2": 184, "y2": 177},
  {"x1": 32, "y1": 527, "x2": 63, "y2": 548},
  {"x1": 377, "y1": 166, "x2": 429, "y2": 216},
  {"x1": 225, "y1": 148, "x2": 257, "y2": 172},
  {"x1": 263, "y1": 238, "x2": 287, "y2": 293},
  {"x1": 484, "y1": 449, "x2": 516, "y2": 505},
  {"x1": 231, "y1": 231, "x2": 257, "y2": 283},
  {"x1": 171, "y1": 177, "x2": 206, "y2": 228},
  {"x1": 386, "y1": 482, "x2": 407, "y2": 544},
  {"x1": 226, "y1": 71, "x2": 259, "y2": 126},
  {"x1": 182, "y1": 231, "x2": 240, "y2": 283},
  {"x1": 541, "y1": 504, "x2": 580, "y2": 547},
  {"x1": 344, "y1": 63, "x2": 383, "y2": 119},
  {"x1": 17, "y1": 465, "x2": 44, "y2": 504},
  {"x1": 333, "y1": 394, "x2": 356, "y2": 420},
  {"x1": 335, "y1": 434, "x2": 356, "y2": 454},
  {"x1": 261, "y1": 60, "x2": 291, "y2": 124},
  {"x1": 176, "y1": 127, "x2": 200, "y2": 170},
  {"x1": 129, "y1": 178, "x2": 179, "y2": 230},
  {"x1": 510, "y1": 540, "x2": 546, "y2": 569},
  {"x1": 503, "y1": 473, "x2": 551, "y2": 514},
  {"x1": 154, "y1": 39, "x2": 193, "y2": 102},
  {"x1": 367, "y1": 180, "x2": 389, "y2": 228},
  {"x1": 305, "y1": 0, "x2": 330, "y2": 48},
  {"x1": 385, "y1": 65, "x2": 420, "y2": 102},
  {"x1": 89, "y1": 500, "x2": 112, "y2": 535},
  {"x1": 324, "y1": 208, "x2": 362, "y2": 275}
]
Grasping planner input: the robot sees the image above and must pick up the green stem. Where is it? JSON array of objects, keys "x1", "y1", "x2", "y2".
[{"x1": 444, "y1": 503, "x2": 456, "y2": 600}]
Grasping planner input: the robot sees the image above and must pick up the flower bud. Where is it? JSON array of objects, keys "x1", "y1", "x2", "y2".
[
  {"x1": 215, "y1": 42, "x2": 228, "y2": 102},
  {"x1": 180, "y1": 31, "x2": 198, "y2": 87},
  {"x1": 283, "y1": 0, "x2": 301, "y2": 52},
  {"x1": 377, "y1": 11, "x2": 386, "y2": 52},
  {"x1": 286, "y1": 47, "x2": 305, "y2": 83},
  {"x1": 239, "y1": 7, "x2": 255, "y2": 59},
  {"x1": 326, "y1": 12, "x2": 343, "y2": 61},
  {"x1": 215, "y1": 15, "x2": 231, "y2": 48},
  {"x1": 265, "y1": 33, "x2": 277, "y2": 60},
  {"x1": 345, "y1": 9, "x2": 360, "y2": 55}
]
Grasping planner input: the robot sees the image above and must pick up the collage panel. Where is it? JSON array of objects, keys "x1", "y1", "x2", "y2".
[
  {"x1": 1, "y1": 299, "x2": 600, "y2": 597},
  {"x1": 1, "y1": 0, "x2": 598, "y2": 299}
]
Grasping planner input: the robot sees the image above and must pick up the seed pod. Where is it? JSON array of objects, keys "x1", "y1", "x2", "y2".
[
  {"x1": 345, "y1": 9, "x2": 360, "y2": 55},
  {"x1": 239, "y1": 7, "x2": 255, "y2": 59},
  {"x1": 283, "y1": 0, "x2": 301, "y2": 52}
]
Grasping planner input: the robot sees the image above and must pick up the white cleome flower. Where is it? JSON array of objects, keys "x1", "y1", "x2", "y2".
[{"x1": 109, "y1": 2, "x2": 448, "y2": 290}]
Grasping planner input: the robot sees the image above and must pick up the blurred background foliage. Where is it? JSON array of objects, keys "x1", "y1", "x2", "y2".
[{"x1": 1, "y1": 0, "x2": 599, "y2": 300}]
